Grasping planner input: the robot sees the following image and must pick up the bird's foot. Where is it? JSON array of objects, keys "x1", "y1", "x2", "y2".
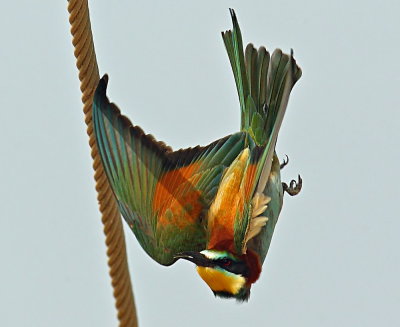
[
  {"x1": 282, "y1": 175, "x2": 302, "y2": 196},
  {"x1": 280, "y1": 155, "x2": 289, "y2": 170}
]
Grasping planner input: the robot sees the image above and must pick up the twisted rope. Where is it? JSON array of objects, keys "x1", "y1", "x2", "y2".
[{"x1": 67, "y1": 1, "x2": 138, "y2": 325}]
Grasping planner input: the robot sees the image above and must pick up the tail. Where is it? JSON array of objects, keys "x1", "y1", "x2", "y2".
[{"x1": 222, "y1": 9, "x2": 302, "y2": 146}]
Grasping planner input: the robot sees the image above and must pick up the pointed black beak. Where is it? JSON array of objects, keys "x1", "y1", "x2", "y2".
[{"x1": 174, "y1": 251, "x2": 212, "y2": 267}]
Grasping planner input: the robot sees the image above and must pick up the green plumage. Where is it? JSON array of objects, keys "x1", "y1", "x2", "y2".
[
  {"x1": 92, "y1": 9, "x2": 302, "y2": 294},
  {"x1": 222, "y1": 9, "x2": 301, "y2": 146},
  {"x1": 221, "y1": 10, "x2": 302, "y2": 265},
  {"x1": 93, "y1": 88, "x2": 254, "y2": 264}
]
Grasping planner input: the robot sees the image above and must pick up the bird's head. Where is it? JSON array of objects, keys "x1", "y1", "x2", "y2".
[{"x1": 175, "y1": 249, "x2": 261, "y2": 301}]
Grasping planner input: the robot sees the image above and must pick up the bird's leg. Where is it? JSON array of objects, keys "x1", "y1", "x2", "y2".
[
  {"x1": 282, "y1": 175, "x2": 302, "y2": 196},
  {"x1": 280, "y1": 155, "x2": 289, "y2": 170}
]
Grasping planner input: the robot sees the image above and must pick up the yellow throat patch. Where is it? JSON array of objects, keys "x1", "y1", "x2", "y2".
[{"x1": 196, "y1": 266, "x2": 246, "y2": 295}]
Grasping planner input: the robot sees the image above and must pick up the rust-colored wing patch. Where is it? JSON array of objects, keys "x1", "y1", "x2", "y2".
[{"x1": 154, "y1": 163, "x2": 203, "y2": 229}]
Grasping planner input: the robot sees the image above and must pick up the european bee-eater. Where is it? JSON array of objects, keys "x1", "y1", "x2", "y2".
[{"x1": 93, "y1": 9, "x2": 302, "y2": 301}]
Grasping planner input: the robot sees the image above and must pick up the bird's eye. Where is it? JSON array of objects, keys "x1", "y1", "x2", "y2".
[{"x1": 219, "y1": 258, "x2": 232, "y2": 267}]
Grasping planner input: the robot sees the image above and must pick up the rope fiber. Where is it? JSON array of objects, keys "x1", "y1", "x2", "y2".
[{"x1": 67, "y1": 0, "x2": 138, "y2": 325}]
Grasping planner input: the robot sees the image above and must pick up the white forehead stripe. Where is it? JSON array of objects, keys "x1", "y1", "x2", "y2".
[
  {"x1": 200, "y1": 250, "x2": 223, "y2": 260},
  {"x1": 200, "y1": 250, "x2": 237, "y2": 261}
]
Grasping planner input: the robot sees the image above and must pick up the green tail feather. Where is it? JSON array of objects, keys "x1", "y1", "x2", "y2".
[{"x1": 222, "y1": 9, "x2": 302, "y2": 145}]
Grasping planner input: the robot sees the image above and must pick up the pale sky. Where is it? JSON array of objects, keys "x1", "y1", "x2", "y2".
[{"x1": 1, "y1": 0, "x2": 399, "y2": 326}]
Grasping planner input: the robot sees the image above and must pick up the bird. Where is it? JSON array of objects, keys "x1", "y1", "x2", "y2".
[{"x1": 92, "y1": 8, "x2": 302, "y2": 301}]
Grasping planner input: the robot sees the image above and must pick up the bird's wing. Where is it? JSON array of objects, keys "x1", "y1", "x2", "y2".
[{"x1": 93, "y1": 75, "x2": 247, "y2": 265}]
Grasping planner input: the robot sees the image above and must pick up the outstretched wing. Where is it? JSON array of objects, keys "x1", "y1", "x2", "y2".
[{"x1": 93, "y1": 75, "x2": 247, "y2": 265}]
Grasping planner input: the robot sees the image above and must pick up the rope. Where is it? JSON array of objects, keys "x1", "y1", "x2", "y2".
[{"x1": 67, "y1": 1, "x2": 138, "y2": 325}]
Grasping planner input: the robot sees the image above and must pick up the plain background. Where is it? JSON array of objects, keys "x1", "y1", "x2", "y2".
[{"x1": 1, "y1": 0, "x2": 399, "y2": 326}]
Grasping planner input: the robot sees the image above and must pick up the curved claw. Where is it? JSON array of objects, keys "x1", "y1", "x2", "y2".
[
  {"x1": 280, "y1": 155, "x2": 289, "y2": 170},
  {"x1": 282, "y1": 174, "x2": 302, "y2": 196}
]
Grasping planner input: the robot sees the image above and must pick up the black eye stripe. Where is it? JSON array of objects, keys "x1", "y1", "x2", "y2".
[
  {"x1": 219, "y1": 258, "x2": 232, "y2": 266},
  {"x1": 215, "y1": 259, "x2": 249, "y2": 277}
]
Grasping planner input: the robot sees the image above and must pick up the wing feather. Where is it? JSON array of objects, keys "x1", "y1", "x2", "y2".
[{"x1": 93, "y1": 75, "x2": 247, "y2": 265}]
